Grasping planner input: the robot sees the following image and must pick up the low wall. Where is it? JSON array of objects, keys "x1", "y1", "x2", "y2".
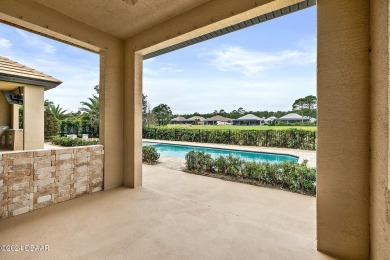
[{"x1": 0, "y1": 145, "x2": 104, "y2": 219}]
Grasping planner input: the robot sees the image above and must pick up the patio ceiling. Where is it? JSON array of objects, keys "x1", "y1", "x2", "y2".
[{"x1": 31, "y1": 0, "x2": 212, "y2": 39}]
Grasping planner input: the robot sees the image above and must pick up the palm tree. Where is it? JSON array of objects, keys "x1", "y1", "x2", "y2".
[
  {"x1": 44, "y1": 99, "x2": 54, "y2": 110},
  {"x1": 49, "y1": 104, "x2": 68, "y2": 120},
  {"x1": 80, "y1": 95, "x2": 99, "y2": 127}
]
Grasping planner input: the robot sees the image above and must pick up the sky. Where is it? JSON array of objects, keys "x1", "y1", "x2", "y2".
[
  {"x1": 0, "y1": 24, "x2": 99, "y2": 112},
  {"x1": 144, "y1": 7, "x2": 316, "y2": 114},
  {"x1": 0, "y1": 6, "x2": 316, "y2": 114}
]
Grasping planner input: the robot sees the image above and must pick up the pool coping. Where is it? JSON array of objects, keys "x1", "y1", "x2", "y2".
[{"x1": 143, "y1": 139, "x2": 317, "y2": 168}]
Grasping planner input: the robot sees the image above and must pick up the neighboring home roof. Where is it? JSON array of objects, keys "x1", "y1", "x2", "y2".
[
  {"x1": 186, "y1": 116, "x2": 205, "y2": 121},
  {"x1": 204, "y1": 115, "x2": 231, "y2": 122},
  {"x1": 277, "y1": 113, "x2": 308, "y2": 120},
  {"x1": 265, "y1": 116, "x2": 277, "y2": 121},
  {"x1": 0, "y1": 56, "x2": 62, "y2": 90},
  {"x1": 233, "y1": 114, "x2": 262, "y2": 121},
  {"x1": 172, "y1": 116, "x2": 187, "y2": 122}
]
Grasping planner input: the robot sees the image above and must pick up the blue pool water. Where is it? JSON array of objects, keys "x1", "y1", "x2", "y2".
[{"x1": 143, "y1": 142, "x2": 298, "y2": 164}]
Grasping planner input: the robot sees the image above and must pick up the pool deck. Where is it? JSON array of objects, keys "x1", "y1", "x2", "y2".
[
  {"x1": 0, "y1": 165, "x2": 332, "y2": 259},
  {"x1": 143, "y1": 139, "x2": 317, "y2": 169}
]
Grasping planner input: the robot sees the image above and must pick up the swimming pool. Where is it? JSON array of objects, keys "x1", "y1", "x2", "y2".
[{"x1": 143, "y1": 142, "x2": 298, "y2": 164}]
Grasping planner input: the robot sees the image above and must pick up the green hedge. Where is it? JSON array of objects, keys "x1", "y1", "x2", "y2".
[
  {"x1": 143, "y1": 127, "x2": 316, "y2": 150},
  {"x1": 51, "y1": 136, "x2": 99, "y2": 147},
  {"x1": 142, "y1": 146, "x2": 160, "y2": 164},
  {"x1": 185, "y1": 151, "x2": 316, "y2": 196},
  {"x1": 274, "y1": 122, "x2": 316, "y2": 126}
]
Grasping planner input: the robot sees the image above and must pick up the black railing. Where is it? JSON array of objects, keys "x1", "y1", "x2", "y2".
[{"x1": 59, "y1": 120, "x2": 99, "y2": 138}]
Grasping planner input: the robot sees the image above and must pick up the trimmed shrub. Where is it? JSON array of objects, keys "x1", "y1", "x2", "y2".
[
  {"x1": 142, "y1": 146, "x2": 160, "y2": 164},
  {"x1": 185, "y1": 151, "x2": 316, "y2": 196},
  {"x1": 143, "y1": 126, "x2": 316, "y2": 150},
  {"x1": 185, "y1": 151, "x2": 214, "y2": 173},
  {"x1": 214, "y1": 155, "x2": 242, "y2": 176},
  {"x1": 50, "y1": 136, "x2": 99, "y2": 147},
  {"x1": 44, "y1": 109, "x2": 59, "y2": 140}
]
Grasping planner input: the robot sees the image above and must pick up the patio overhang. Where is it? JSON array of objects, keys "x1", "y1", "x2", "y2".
[
  {"x1": 0, "y1": 56, "x2": 62, "y2": 91},
  {"x1": 0, "y1": 0, "x2": 389, "y2": 259}
]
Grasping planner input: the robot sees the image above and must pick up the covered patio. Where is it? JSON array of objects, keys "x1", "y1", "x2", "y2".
[
  {"x1": 0, "y1": 165, "x2": 332, "y2": 259},
  {"x1": 0, "y1": 0, "x2": 389, "y2": 259}
]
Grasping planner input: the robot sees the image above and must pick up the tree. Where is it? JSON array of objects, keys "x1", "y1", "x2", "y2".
[
  {"x1": 293, "y1": 96, "x2": 317, "y2": 111},
  {"x1": 152, "y1": 104, "x2": 173, "y2": 126},
  {"x1": 142, "y1": 94, "x2": 148, "y2": 124},
  {"x1": 80, "y1": 95, "x2": 99, "y2": 127},
  {"x1": 79, "y1": 85, "x2": 100, "y2": 127},
  {"x1": 292, "y1": 98, "x2": 306, "y2": 111},
  {"x1": 49, "y1": 104, "x2": 68, "y2": 120},
  {"x1": 305, "y1": 95, "x2": 317, "y2": 110},
  {"x1": 44, "y1": 109, "x2": 59, "y2": 140},
  {"x1": 144, "y1": 102, "x2": 155, "y2": 125},
  {"x1": 93, "y1": 85, "x2": 100, "y2": 94},
  {"x1": 44, "y1": 99, "x2": 54, "y2": 110},
  {"x1": 237, "y1": 107, "x2": 246, "y2": 115}
]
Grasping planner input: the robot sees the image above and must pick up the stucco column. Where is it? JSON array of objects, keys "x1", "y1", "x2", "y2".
[
  {"x1": 370, "y1": 0, "x2": 390, "y2": 258},
  {"x1": 99, "y1": 47, "x2": 125, "y2": 190},
  {"x1": 317, "y1": 0, "x2": 370, "y2": 259},
  {"x1": 123, "y1": 49, "x2": 143, "y2": 188},
  {"x1": 11, "y1": 104, "x2": 19, "y2": 129},
  {"x1": 23, "y1": 86, "x2": 44, "y2": 150}
]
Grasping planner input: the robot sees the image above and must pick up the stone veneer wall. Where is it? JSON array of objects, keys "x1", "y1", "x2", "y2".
[{"x1": 0, "y1": 145, "x2": 104, "y2": 219}]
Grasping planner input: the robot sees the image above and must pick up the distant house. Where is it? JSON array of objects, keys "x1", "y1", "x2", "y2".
[
  {"x1": 171, "y1": 116, "x2": 187, "y2": 124},
  {"x1": 265, "y1": 116, "x2": 277, "y2": 124},
  {"x1": 185, "y1": 116, "x2": 205, "y2": 125},
  {"x1": 204, "y1": 115, "x2": 232, "y2": 125},
  {"x1": 233, "y1": 114, "x2": 265, "y2": 126},
  {"x1": 276, "y1": 113, "x2": 311, "y2": 123}
]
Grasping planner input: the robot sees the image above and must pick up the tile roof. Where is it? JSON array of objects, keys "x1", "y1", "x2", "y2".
[
  {"x1": 204, "y1": 115, "x2": 231, "y2": 122},
  {"x1": 186, "y1": 116, "x2": 205, "y2": 121},
  {"x1": 172, "y1": 116, "x2": 187, "y2": 121},
  {"x1": 278, "y1": 113, "x2": 307, "y2": 120},
  {"x1": 234, "y1": 114, "x2": 262, "y2": 121},
  {"x1": 0, "y1": 56, "x2": 62, "y2": 90}
]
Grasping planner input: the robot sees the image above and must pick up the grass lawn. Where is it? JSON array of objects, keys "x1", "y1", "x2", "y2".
[{"x1": 164, "y1": 124, "x2": 317, "y2": 131}]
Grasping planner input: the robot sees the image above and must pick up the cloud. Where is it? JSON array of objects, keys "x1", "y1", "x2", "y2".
[
  {"x1": 0, "y1": 23, "x2": 99, "y2": 112},
  {"x1": 203, "y1": 45, "x2": 316, "y2": 76},
  {"x1": 16, "y1": 28, "x2": 56, "y2": 54},
  {"x1": 0, "y1": 38, "x2": 12, "y2": 48},
  {"x1": 143, "y1": 62, "x2": 185, "y2": 76},
  {"x1": 143, "y1": 75, "x2": 316, "y2": 114}
]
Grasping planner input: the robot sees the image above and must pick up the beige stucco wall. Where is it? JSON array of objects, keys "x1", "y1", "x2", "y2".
[
  {"x1": 10, "y1": 104, "x2": 18, "y2": 129},
  {"x1": 317, "y1": 0, "x2": 371, "y2": 259},
  {"x1": 0, "y1": 93, "x2": 10, "y2": 127},
  {"x1": 1, "y1": 0, "x2": 390, "y2": 258},
  {"x1": 23, "y1": 86, "x2": 44, "y2": 150},
  {"x1": 370, "y1": 0, "x2": 390, "y2": 259}
]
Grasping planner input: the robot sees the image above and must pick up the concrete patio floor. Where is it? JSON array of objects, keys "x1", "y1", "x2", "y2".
[{"x1": 0, "y1": 165, "x2": 332, "y2": 260}]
